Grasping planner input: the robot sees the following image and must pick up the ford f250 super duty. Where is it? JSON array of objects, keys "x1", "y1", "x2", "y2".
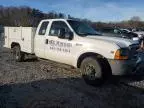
[{"x1": 4, "y1": 19, "x2": 140, "y2": 85}]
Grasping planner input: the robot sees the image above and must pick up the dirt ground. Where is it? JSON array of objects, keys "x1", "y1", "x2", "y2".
[{"x1": 0, "y1": 35, "x2": 144, "y2": 108}]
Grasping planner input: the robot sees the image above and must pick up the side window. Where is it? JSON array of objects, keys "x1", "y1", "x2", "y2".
[
  {"x1": 49, "y1": 21, "x2": 70, "y2": 36},
  {"x1": 39, "y1": 21, "x2": 49, "y2": 35}
]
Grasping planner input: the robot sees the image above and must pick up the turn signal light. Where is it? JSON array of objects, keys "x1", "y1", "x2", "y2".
[{"x1": 114, "y1": 49, "x2": 128, "y2": 60}]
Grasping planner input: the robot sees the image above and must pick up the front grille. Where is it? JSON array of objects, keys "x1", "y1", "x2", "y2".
[{"x1": 129, "y1": 44, "x2": 139, "y2": 59}]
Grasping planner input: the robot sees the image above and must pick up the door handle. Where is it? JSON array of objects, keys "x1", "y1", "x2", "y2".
[
  {"x1": 21, "y1": 38, "x2": 24, "y2": 41},
  {"x1": 45, "y1": 39, "x2": 48, "y2": 44}
]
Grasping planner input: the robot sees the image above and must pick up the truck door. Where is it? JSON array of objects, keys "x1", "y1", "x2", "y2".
[
  {"x1": 45, "y1": 21, "x2": 74, "y2": 65},
  {"x1": 34, "y1": 21, "x2": 49, "y2": 58}
]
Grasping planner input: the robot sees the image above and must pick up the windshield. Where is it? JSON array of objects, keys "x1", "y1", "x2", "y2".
[{"x1": 67, "y1": 20, "x2": 101, "y2": 36}]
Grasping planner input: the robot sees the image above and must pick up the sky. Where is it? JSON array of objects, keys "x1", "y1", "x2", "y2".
[{"x1": 0, "y1": 0, "x2": 144, "y2": 22}]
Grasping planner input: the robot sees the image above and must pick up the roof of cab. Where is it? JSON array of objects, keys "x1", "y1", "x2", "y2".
[{"x1": 41, "y1": 18, "x2": 79, "y2": 22}]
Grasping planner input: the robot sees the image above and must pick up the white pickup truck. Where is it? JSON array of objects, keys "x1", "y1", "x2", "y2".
[{"x1": 4, "y1": 19, "x2": 140, "y2": 85}]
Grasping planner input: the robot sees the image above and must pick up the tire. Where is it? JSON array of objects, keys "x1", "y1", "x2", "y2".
[
  {"x1": 12, "y1": 45, "x2": 25, "y2": 62},
  {"x1": 80, "y1": 56, "x2": 104, "y2": 86}
]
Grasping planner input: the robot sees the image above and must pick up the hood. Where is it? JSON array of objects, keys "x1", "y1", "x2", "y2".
[{"x1": 86, "y1": 35, "x2": 139, "y2": 48}]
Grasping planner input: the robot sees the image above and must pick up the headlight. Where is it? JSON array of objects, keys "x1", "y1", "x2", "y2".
[
  {"x1": 132, "y1": 37, "x2": 139, "y2": 41},
  {"x1": 139, "y1": 34, "x2": 144, "y2": 38},
  {"x1": 114, "y1": 48, "x2": 129, "y2": 60}
]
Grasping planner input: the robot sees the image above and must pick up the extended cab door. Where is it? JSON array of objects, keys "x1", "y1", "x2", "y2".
[
  {"x1": 45, "y1": 21, "x2": 74, "y2": 65},
  {"x1": 34, "y1": 21, "x2": 49, "y2": 58}
]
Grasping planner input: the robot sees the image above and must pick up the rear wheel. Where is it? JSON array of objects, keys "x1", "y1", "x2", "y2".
[
  {"x1": 12, "y1": 45, "x2": 25, "y2": 62},
  {"x1": 80, "y1": 57, "x2": 104, "y2": 86}
]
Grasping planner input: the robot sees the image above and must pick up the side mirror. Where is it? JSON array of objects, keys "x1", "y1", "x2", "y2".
[
  {"x1": 58, "y1": 28, "x2": 74, "y2": 40},
  {"x1": 65, "y1": 31, "x2": 74, "y2": 40},
  {"x1": 58, "y1": 28, "x2": 65, "y2": 39}
]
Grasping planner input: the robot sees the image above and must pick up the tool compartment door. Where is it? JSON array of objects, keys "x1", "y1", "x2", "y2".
[{"x1": 4, "y1": 27, "x2": 9, "y2": 48}]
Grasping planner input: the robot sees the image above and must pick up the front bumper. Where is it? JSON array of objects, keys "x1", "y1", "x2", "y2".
[{"x1": 108, "y1": 59, "x2": 138, "y2": 75}]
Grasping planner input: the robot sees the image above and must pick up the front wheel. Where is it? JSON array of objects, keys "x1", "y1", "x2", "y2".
[
  {"x1": 12, "y1": 45, "x2": 25, "y2": 62},
  {"x1": 80, "y1": 57, "x2": 104, "y2": 86}
]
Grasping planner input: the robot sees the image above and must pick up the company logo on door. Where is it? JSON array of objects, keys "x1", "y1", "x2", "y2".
[{"x1": 48, "y1": 40, "x2": 72, "y2": 53}]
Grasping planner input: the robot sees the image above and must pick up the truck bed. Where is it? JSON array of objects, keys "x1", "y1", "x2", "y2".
[{"x1": 4, "y1": 27, "x2": 36, "y2": 54}]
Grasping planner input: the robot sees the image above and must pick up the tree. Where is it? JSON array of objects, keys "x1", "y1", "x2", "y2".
[
  {"x1": 0, "y1": 6, "x2": 67, "y2": 27},
  {"x1": 0, "y1": 6, "x2": 144, "y2": 30},
  {"x1": 130, "y1": 16, "x2": 141, "y2": 21}
]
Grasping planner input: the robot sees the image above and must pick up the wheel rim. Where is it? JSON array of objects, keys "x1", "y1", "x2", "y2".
[{"x1": 84, "y1": 63, "x2": 97, "y2": 80}]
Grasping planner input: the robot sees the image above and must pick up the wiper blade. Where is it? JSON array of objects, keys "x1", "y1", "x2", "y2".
[
  {"x1": 86, "y1": 33, "x2": 102, "y2": 36},
  {"x1": 78, "y1": 33, "x2": 102, "y2": 36},
  {"x1": 78, "y1": 33, "x2": 88, "y2": 36}
]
